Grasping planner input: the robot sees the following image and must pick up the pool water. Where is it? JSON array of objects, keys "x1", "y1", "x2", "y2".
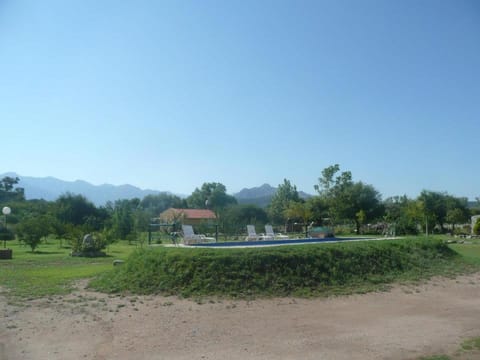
[{"x1": 190, "y1": 237, "x2": 375, "y2": 248}]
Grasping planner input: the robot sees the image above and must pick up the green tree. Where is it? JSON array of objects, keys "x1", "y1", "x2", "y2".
[
  {"x1": 54, "y1": 193, "x2": 99, "y2": 227},
  {"x1": 305, "y1": 196, "x2": 329, "y2": 226},
  {"x1": 445, "y1": 196, "x2": 469, "y2": 232},
  {"x1": 0, "y1": 227, "x2": 14, "y2": 242},
  {"x1": 418, "y1": 191, "x2": 469, "y2": 234},
  {"x1": 284, "y1": 201, "x2": 313, "y2": 234},
  {"x1": 223, "y1": 204, "x2": 268, "y2": 225},
  {"x1": 446, "y1": 208, "x2": 469, "y2": 232},
  {"x1": 314, "y1": 164, "x2": 353, "y2": 225},
  {"x1": 109, "y1": 199, "x2": 138, "y2": 240},
  {"x1": 16, "y1": 215, "x2": 52, "y2": 252},
  {"x1": 0, "y1": 176, "x2": 25, "y2": 202},
  {"x1": 348, "y1": 182, "x2": 384, "y2": 234},
  {"x1": 140, "y1": 193, "x2": 184, "y2": 218},
  {"x1": 315, "y1": 165, "x2": 383, "y2": 233},
  {"x1": 187, "y1": 182, "x2": 237, "y2": 213},
  {"x1": 221, "y1": 204, "x2": 268, "y2": 236},
  {"x1": 384, "y1": 196, "x2": 419, "y2": 235},
  {"x1": 268, "y1": 179, "x2": 301, "y2": 225}
]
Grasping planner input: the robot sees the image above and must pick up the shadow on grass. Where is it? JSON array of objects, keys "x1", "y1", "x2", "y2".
[{"x1": 33, "y1": 251, "x2": 66, "y2": 255}]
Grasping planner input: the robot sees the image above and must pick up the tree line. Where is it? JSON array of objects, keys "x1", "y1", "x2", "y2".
[{"x1": 0, "y1": 165, "x2": 479, "y2": 251}]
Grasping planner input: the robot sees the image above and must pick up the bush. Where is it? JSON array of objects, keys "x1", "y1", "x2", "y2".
[
  {"x1": 474, "y1": 218, "x2": 480, "y2": 235},
  {"x1": 71, "y1": 232, "x2": 108, "y2": 257}
]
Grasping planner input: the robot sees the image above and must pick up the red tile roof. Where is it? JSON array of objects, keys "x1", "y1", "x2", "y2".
[{"x1": 169, "y1": 208, "x2": 216, "y2": 219}]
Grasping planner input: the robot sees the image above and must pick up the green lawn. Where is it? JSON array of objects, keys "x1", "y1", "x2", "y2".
[
  {"x1": 448, "y1": 243, "x2": 480, "y2": 265},
  {"x1": 0, "y1": 239, "x2": 136, "y2": 299},
  {"x1": 1, "y1": 236, "x2": 479, "y2": 300}
]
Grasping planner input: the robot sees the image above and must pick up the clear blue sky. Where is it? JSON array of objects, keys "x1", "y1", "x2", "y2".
[{"x1": 1, "y1": 0, "x2": 479, "y2": 199}]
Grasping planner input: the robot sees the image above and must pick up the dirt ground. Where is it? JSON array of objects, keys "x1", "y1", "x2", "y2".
[{"x1": 1, "y1": 273, "x2": 480, "y2": 360}]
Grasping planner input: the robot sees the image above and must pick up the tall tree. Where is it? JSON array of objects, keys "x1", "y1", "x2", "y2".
[
  {"x1": 140, "y1": 193, "x2": 184, "y2": 217},
  {"x1": 418, "y1": 191, "x2": 469, "y2": 234},
  {"x1": 268, "y1": 179, "x2": 301, "y2": 225},
  {"x1": 187, "y1": 182, "x2": 237, "y2": 213},
  {"x1": 315, "y1": 165, "x2": 383, "y2": 232},
  {"x1": 314, "y1": 164, "x2": 353, "y2": 225},
  {"x1": 445, "y1": 195, "x2": 469, "y2": 232},
  {"x1": 109, "y1": 199, "x2": 139, "y2": 240},
  {"x1": 348, "y1": 182, "x2": 384, "y2": 234},
  {"x1": 54, "y1": 193, "x2": 99, "y2": 227},
  {"x1": 0, "y1": 176, "x2": 25, "y2": 202},
  {"x1": 384, "y1": 196, "x2": 419, "y2": 235}
]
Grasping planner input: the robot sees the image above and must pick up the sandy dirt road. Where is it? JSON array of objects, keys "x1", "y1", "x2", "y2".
[{"x1": 1, "y1": 273, "x2": 480, "y2": 360}]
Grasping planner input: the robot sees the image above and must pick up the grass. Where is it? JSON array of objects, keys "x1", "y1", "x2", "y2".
[
  {"x1": 418, "y1": 336, "x2": 480, "y2": 360},
  {"x1": 448, "y1": 243, "x2": 480, "y2": 265},
  {"x1": 0, "y1": 239, "x2": 136, "y2": 299},
  {"x1": 1, "y1": 235, "x2": 479, "y2": 300},
  {"x1": 1, "y1": 235, "x2": 479, "y2": 359},
  {"x1": 91, "y1": 236, "x2": 479, "y2": 298},
  {"x1": 460, "y1": 336, "x2": 480, "y2": 352}
]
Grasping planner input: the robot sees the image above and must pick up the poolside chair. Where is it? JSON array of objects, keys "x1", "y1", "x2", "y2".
[
  {"x1": 265, "y1": 224, "x2": 288, "y2": 240},
  {"x1": 245, "y1": 225, "x2": 259, "y2": 241},
  {"x1": 181, "y1": 225, "x2": 215, "y2": 245}
]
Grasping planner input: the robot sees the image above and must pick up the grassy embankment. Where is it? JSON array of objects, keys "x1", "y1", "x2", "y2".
[
  {"x1": 91, "y1": 236, "x2": 480, "y2": 298},
  {"x1": 1, "y1": 236, "x2": 479, "y2": 300}
]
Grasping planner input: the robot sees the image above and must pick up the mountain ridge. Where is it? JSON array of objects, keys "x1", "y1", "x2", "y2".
[
  {"x1": 0, "y1": 172, "x2": 170, "y2": 206},
  {"x1": 1, "y1": 172, "x2": 313, "y2": 207}
]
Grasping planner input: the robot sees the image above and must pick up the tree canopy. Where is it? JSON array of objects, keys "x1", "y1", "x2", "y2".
[
  {"x1": 268, "y1": 179, "x2": 301, "y2": 225},
  {"x1": 186, "y1": 182, "x2": 237, "y2": 213},
  {"x1": 2, "y1": 172, "x2": 477, "y2": 250},
  {"x1": 315, "y1": 165, "x2": 383, "y2": 233},
  {"x1": 0, "y1": 176, "x2": 25, "y2": 202}
]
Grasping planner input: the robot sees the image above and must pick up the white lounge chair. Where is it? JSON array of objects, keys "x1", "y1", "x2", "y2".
[
  {"x1": 264, "y1": 225, "x2": 288, "y2": 240},
  {"x1": 245, "y1": 225, "x2": 260, "y2": 241},
  {"x1": 182, "y1": 225, "x2": 215, "y2": 245}
]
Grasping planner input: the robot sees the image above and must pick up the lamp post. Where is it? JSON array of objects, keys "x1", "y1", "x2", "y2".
[{"x1": 2, "y1": 206, "x2": 11, "y2": 249}]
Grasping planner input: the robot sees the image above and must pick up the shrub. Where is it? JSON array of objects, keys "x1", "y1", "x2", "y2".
[
  {"x1": 71, "y1": 232, "x2": 108, "y2": 257},
  {"x1": 474, "y1": 218, "x2": 480, "y2": 235}
]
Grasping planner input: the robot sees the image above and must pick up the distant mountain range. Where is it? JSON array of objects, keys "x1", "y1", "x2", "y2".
[
  {"x1": 1, "y1": 173, "x2": 313, "y2": 207},
  {"x1": 1, "y1": 173, "x2": 168, "y2": 206}
]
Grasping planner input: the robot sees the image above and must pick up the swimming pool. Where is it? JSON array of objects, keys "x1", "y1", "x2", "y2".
[{"x1": 190, "y1": 237, "x2": 376, "y2": 248}]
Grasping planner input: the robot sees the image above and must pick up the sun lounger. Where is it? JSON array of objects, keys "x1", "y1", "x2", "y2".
[
  {"x1": 264, "y1": 224, "x2": 288, "y2": 240},
  {"x1": 182, "y1": 225, "x2": 215, "y2": 245},
  {"x1": 245, "y1": 225, "x2": 260, "y2": 241}
]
